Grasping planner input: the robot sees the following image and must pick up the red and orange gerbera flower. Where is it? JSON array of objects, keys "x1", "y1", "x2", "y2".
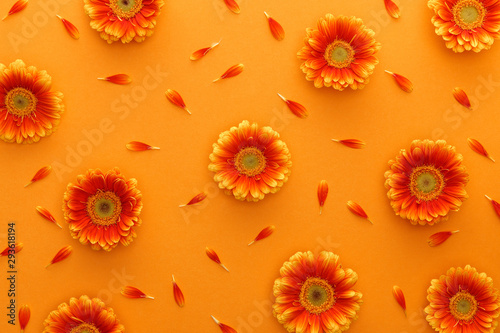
[
  {"x1": 0, "y1": 60, "x2": 64, "y2": 144},
  {"x1": 384, "y1": 139, "x2": 469, "y2": 225},
  {"x1": 83, "y1": 0, "x2": 164, "y2": 44},
  {"x1": 43, "y1": 295, "x2": 125, "y2": 333},
  {"x1": 209, "y1": 120, "x2": 292, "y2": 202},
  {"x1": 273, "y1": 251, "x2": 363, "y2": 333},
  {"x1": 63, "y1": 168, "x2": 143, "y2": 251},
  {"x1": 297, "y1": 14, "x2": 381, "y2": 91},
  {"x1": 425, "y1": 265, "x2": 500, "y2": 333},
  {"x1": 428, "y1": 0, "x2": 500, "y2": 52}
]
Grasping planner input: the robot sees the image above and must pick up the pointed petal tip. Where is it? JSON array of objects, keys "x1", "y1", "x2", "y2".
[{"x1": 221, "y1": 264, "x2": 230, "y2": 272}]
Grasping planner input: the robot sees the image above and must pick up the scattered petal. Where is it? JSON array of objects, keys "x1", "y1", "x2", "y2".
[
  {"x1": 45, "y1": 245, "x2": 72, "y2": 268},
  {"x1": 179, "y1": 193, "x2": 207, "y2": 208},
  {"x1": 213, "y1": 64, "x2": 244, "y2": 82},
  {"x1": 392, "y1": 285, "x2": 407, "y2": 316},
  {"x1": 206, "y1": 247, "x2": 229, "y2": 272},
  {"x1": 385, "y1": 70, "x2": 413, "y2": 93},
  {"x1": 384, "y1": 0, "x2": 401, "y2": 18},
  {"x1": 277, "y1": 93, "x2": 308, "y2": 119},
  {"x1": 2, "y1": 0, "x2": 28, "y2": 21},
  {"x1": 172, "y1": 275, "x2": 185, "y2": 307},
  {"x1": 331, "y1": 139, "x2": 366, "y2": 149},
  {"x1": 25, "y1": 165, "x2": 51, "y2": 187},
  {"x1": 121, "y1": 286, "x2": 154, "y2": 299},
  {"x1": 467, "y1": 138, "x2": 495, "y2": 162},
  {"x1": 0, "y1": 242, "x2": 23, "y2": 257},
  {"x1": 347, "y1": 201, "x2": 373, "y2": 224},
  {"x1": 428, "y1": 230, "x2": 459, "y2": 247},
  {"x1": 223, "y1": 0, "x2": 240, "y2": 14},
  {"x1": 264, "y1": 12, "x2": 285, "y2": 41},
  {"x1": 248, "y1": 225, "x2": 275, "y2": 246},
  {"x1": 190, "y1": 39, "x2": 222, "y2": 60},
  {"x1": 126, "y1": 141, "x2": 160, "y2": 151},
  {"x1": 317, "y1": 180, "x2": 328, "y2": 215},
  {"x1": 36, "y1": 206, "x2": 62, "y2": 228},
  {"x1": 211, "y1": 315, "x2": 238, "y2": 333},
  {"x1": 56, "y1": 15, "x2": 79, "y2": 39},
  {"x1": 453, "y1": 87, "x2": 472, "y2": 110},
  {"x1": 485, "y1": 195, "x2": 500, "y2": 219},
  {"x1": 165, "y1": 89, "x2": 191, "y2": 115},
  {"x1": 19, "y1": 304, "x2": 30, "y2": 332},
  {"x1": 97, "y1": 74, "x2": 131, "y2": 85}
]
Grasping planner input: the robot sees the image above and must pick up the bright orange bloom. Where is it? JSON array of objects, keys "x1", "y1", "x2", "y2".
[
  {"x1": 206, "y1": 247, "x2": 229, "y2": 272},
  {"x1": 172, "y1": 275, "x2": 185, "y2": 307},
  {"x1": 19, "y1": 304, "x2": 30, "y2": 332},
  {"x1": 0, "y1": 242, "x2": 23, "y2": 256},
  {"x1": 277, "y1": 93, "x2": 308, "y2": 119},
  {"x1": 317, "y1": 180, "x2": 328, "y2": 215},
  {"x1": 467, "y1": 138, "x2": 495, "y2": 162},
  {"x1": 428, "y1": 230, "x2": 459, "y2": 247},
  {"x1": 83, "y1": 0, "x2": 164, "y2": 44},
  {"x1": 45, "y1": 245, "x2": 72, "y2": 268},
  {"x1": 62, "y1": 168, "x2": 143, "y2": 251},
  {"x1": 126, "y1": 141, "x2": 160, "y2": 151},
  {"x1": 190, "y1": 39, "x2": 221, "y2": 60},
  {"x1": 248, "y1": 225, "x2": 275, "y2": 245},
  {"x1": 223, "y1": 0, "x2": 240, "y2": 14},
  {"x1": 43, "y1": 295, "x2": 125, "y2": 332},
  {"x1": 213, "y1": 64, "x2": 244, "y2": 82},
  {"x1": 453, "y1": 87, "x2": 472, "y2": 109},
  {"x1": 428, "y1": 0, "x2": 500, "y2": 52},
  {"x1": 264, "y1": 12, "x2": 285, "y2": 41},
  {"x1": 211, "y1": 316, "x2": 237, "y2": 333},
  {"x1": 297, "y1": 14, "x2": 381, "y2": 91},
  {"x1": 392, "y1": 285, "x2": 407, "y2": 316},
  {"x1": 331, "y1": 139, "x2": 366, "y2": 149},
  {"x1": 347, "y1": 201, "x2": 373, "y2": 224},
  {"x1": 209, "y1": 121, "x2": 292, "y2": 202},
  {"x1": 97, "y1": 74, "x2": 131, "y2": 85},
  {"x1": 0, "y1": 60, "x2": 64, "y2": 144},
  {"x1": 25, "y1": 165, "x2": 52, "y2": 187},
  {"x1": 485, "y1": 195, "x2": 500, "y2": 218},
  {"x1": 36, "y1": 206, "x2": 62, "y2": 228},
  {"x1": 179, "y1": 193, "x2": 207, "y2": 207},
  {"x1": 385, "y1": 71, "x2": 413, "y2": 92},
  {"x1": 2, "y1": 0, "x2": 28, "y2": 21},
  {"x1": 385, "y1": 139, "x2": 469, "y2": 225},
  {"x1": 56, "y1": 15, "x2": 80, "y2": 39},
  {"x1": 425, "y1": 265, "x2": 500, "y2": 332},
  {"x1": 273, "y1": 251, "x2": 362, "y2": 333},
  {"x1": 121, "y1": 286, "x2": 154, "y2": 299},
  {"x1": 384, "y1": 0, "x2": 401, "y2": 18}
]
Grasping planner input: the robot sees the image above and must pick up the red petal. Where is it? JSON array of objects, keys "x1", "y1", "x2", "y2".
[
  {"x1": 179, "y1": 193, "x2": 207, "y2": 207},
  {"x1": 264, "y1": 12, "x2": 285, "y2": 41},
  {"x1": 347, "y1": 201, "x2": 373, "y2": 224},
  {"x1": 56, "y1": 15, "x2": 80, "y2": 39},
  {"x1": 25, "y1": 166, "x2": 51, "y2": 187},
  {"x1": 317, "y1": 180, "x2": 328, "y2": 215},
  {"x1": 211, "y1": 315, "x2": 238, "y2": 333},
  {"x1": 206, "y1": 247, "x2": 229, "y2": 272},
  {"x1": 392, "y1": 285, "x2": 407, "y2": 316},
  {"x1": 190, "y1": 39, "x2": 221, "y2": 60},
  {"x1": 428, "y1": 230, "x2": 459, "y2": 247},
  {"x1": 97, "y1": 74, "x2": 131, "y2": 85},
  {"x1": 165, "y1": 89, "x2": 191, "y2": 114},
  {"x1": 453, "y1": 87, "x2": 472, "y2": 109},
  {"x1": 213, "y1": 64, "x2": 244, "y2": 82},
  {"x1": 385, "y1": 70, "x2": 413, "y2": 93},
  {"x1": 172, "y1": 275, "x2": 185, "y2": 307},
  {"x1": 223, "y1": 0, "x2": 240, "y2": 14},
  {"x1": 485, "y1": 195, "x2": 500, "y2": 219},
  {"x1": 467, "y1": 138, "x2": 495, "y2": 162},
  {"x1": 248, "y1": 225, "x2": 275, "y2": 245},
  {"x1": 46, "y1": 245, "x2": 72, "y2": 268},
  {"x1": 332, "y1": 139, "x2": 366, "y2": 149},
  {"x1": 126, "y1": 141, "x2": 160, "y2": 151},
  {"x1": 2, "y1": 0, "x2": 28, "y2": 20},
  {"x1": 19, "y1": 304, "x2": 30, "y2": 331},
  {"x1": 277, "y1": 93, "x2": 308, "y2": 119},
  {"x1": 0, "y1": 242, "x2": 23, "y2": 257},
  {"x1": 36, "y1": 206, "x2": 62, "y2": 228},
  {"x1": 121, "y1": 286, "x2": 154, "y2": 299},
  {"x1": 384, "y1": 0, "x2": 401, "y2": 19}
]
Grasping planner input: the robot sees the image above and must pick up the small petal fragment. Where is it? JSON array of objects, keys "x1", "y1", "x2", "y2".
[
  {"x1": 25, "y1": 165, "x2": 51, "y2": 187},
  {"x1": 485, "y1": 195, "x2": 500, "y2": 219},
  {"x1": 165, "y1": 89, "x2": 191, "y2": 115},
  {"x1": 211, "y1": 315, "x2": 238, "y2": 333},
  {"x1": 264, "y1": 12, "x2": 285, "y2": 41},
  {"x1": 453, "y1": 87, "x2": 472, "y2": 110},
  {"x1": 19, "y1": 304, "x2": 30, "y2": 332},
  {"x1": 0, "y1": 242, "x2": 23, "y2": 256},
  {"x1": 467, "y1": 138, "x2": 495, "y2": 162},
  {"x1": 126, "y1": 141, "x2": 160, "y2": 151},
  {"x1": 277, "y1": 93, "x2": 308, "y2": 119},
  {"x1": 223, "y1": 0, "x2": 240, "y2": 14},
  {"x1": 385, "y1": 70, "x2": 413, "y2": 93},
  {"x1": 331, "y1": 139, "x2": 366, "y2": 149},
  {"x1": 190, "y1": 39, "x2": 222, "y2": 61},
  {"x1": 179, "y1": 193, "x2": 207, "y2": 208},
  {"x1": 206, "y1": 247, "x2": 229, "y2": 272},
  {"x1": 317, "y1": 180, "x2": 328, "y2": 215},
  {"x1": 36, "y1": 206, "x2": 62, "y2": 228},
  {"x1": 56, "y1": 15, "x2": 80, "y2": 39},
  {"x1": 172, "y1": 275, "x2": 185, "y2": 307},
  {"x1": 97, "y1": 74, "x2": 131, "y2": 85},
  {"x1": 121, "y1": 286, "x2": 154, "y2": 299},
  {"x1": 384, "y1": 0, "x2": 401, "y2": 18},
  {"x1": 248, "y1": 225, "x2": 275, "y2": 246},
  {"x1": 392, "y1": 285, "x2": 407, "y2": 316},
  {"x1": 2, "y1": 0, "x2": 28, "y2": 20},
  {"x1": 347, "y1": 201, "x2": 373, "y2": 224},
  {"x1": 46, "y1": 245, "x2": 72, "y2": 268},
  {"x1": 213, "y1": 64, "x2": 244, "y2": 82},
  {"x1": 428, "y1": 230, "x2": 459, "y2": 247}
]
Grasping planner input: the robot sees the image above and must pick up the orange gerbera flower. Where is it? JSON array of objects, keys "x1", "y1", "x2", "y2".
[
  {"x1": 384, "y1": 139, "x2": 469, "y2": 225},
  {"x1": 43, "y1": 295, "x2": 124, "y2": 333},
  {"x1": 428, "y1": 0, "x2": 500, "y2": 52},
  {"x1": 425, "y1": 265, "x2": 500, "y2": 333},
  {"x1": 209, "y1": 120, "x2": 292, "y2": 202},
  {"x1": 0, "y1": 60, "x2": 64, "y2": 144},
  {"x1": 63, "y1": 168, "x2": 143, "y2": 251},
  {"x1": 273, "y1": 251, "x2": 362, "y2": 333},
  {"x1": 83, "y1": 0, "x2": 164, "y2": 44},
  {"x1": 297, "y1": 14, "x2": 381, "y2": 91}
]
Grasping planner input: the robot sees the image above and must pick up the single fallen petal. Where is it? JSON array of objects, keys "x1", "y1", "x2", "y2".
[
  {"x1": 19, "y1": 304, "x2": 30, "y2": 332},
  {"x1": 384, "y1": 0, "x2": 401, "y2": 18},
  {"x1": 97, "y1": 74, "x2": 131, "y2": 85},
  {"x1": 172, "y1": 275, "x2": 185, "y2": 307},
  {"x1": 211, "y1": 315, "x2": 238, "y2": 333},
  {"x1": 126, "y1": 141, "x2": 160, "y2": 151},
  {"x1": 46, "y1": 245, "x2": 72, "y2": 268},
  {"x1": 223, "y1": 0, "x2": 240, "y2": 14},
  {"x1": 2, "y1": 0, "x2": 28, "y2": 20},
  {"x1": 36, "y1": 206, "x2": 62, "y2": 228},
  {"x1": 190, "y1": 39, "x2": 222, "y2": 61},
  {"x1": 331, "y1": 139, "x2": 366, "y2": 149},
  {"x1": 206, "y1": 247, "x2": 229, "y2": 272},
  {"x1": 385, "y1": 70, "x2": 413, "y2": 93},
  {"x1": 317, "y1": 180, "x2": 328, "y2": 215},
  {"x1": 165, "y1": 89, "x2": 191, "y2": 114},
  {"x1": 467, "y1": 138, "x2": 495, "y2": 162},
  {"x1": 485, "y1": 195, "x2": 500, "y2": 219},
  {"x1": 264, "y1": 12, "x2": 285, "y2": 41},
  {"x1": 428, "y1": 230, "x2": 459, "y2": 247},
  {"x1": 0, "y1": 242, "x2": 23, "y2": 256},
  {"x1": 453, "y1": 87, "x2": 472, "y2": 110},
  {"x1": 121, "y1": 286, "x2": 154, "y2": 299},
  {"x1": 25, "y1": 165, "x2": 51, "y2": 187},
  {"x1": 213, "y1": 64, "x2": 244, "y2": 82},
  {"x1": 179, "y1": 193, "x2": 207, "y2": 207},
  {"x1": 277, "y1": 93, "x2": 308, "y2": 119},
  {"x1": 392, "y1": 285, "x2": 407, "y2": 316},
  {"x1": 347, "y1": 201, "x2": 373, "y2": 224},
  {"x1": 56, "y1": 15, "x2": 79, "y2": 39},
  {"x1": 248, "y1": 225, "x2": 275, "y2": 245}
]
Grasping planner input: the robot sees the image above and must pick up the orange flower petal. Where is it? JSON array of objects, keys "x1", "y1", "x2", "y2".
[
  {"x1": 179, "y1": 193, "x2": 207, "y2": 208},
  {"x1": 331, "y1": 139, "x2": 366, "y2": 149},
  {"x1": 19, "y1": 304, "x2": 30, "y2": 332},
  {"x1": 46, "y1": 245, "x2": 72, "y2": 268},
  {"x1": 223, "y1": 0, "x2": 240, "y2": 14},
  {"x1": 453, "y1": 87, "x2": 472, "y2": 110},
  {"x1": 384, "y1": 0, "x2": 401, "y2": 19},
  {"x1": 25, "y1": 165, "x2": 51, "y2": 187},
  {"x1": 36, "y1": 206, "x2": 62, "y2": 228},
  {"x1": 121, "y1": 286, "x2": 155, "y2": 299},
  {"x1": 165, "y1": 89, "x2": 191, "y2": 114},
  {"x1": 264, "y1": 12, "x2": 285, "y2": 41},
  {"x1": 211, "y1": 315, "x2": 238, "y2": 333},
  {"x1": 248, "y1": 225, "x2": 275, "y2": 246},
  {"x1": 97, "y1": 74, "x2": 131, "y2": 85},
  {"x1": 206, "y1": 247, "x2": 229, "y2": 272},
  {"x1": 0, "y1": 242, "x2": 23, "y2": 257},
  {"x1": 385, "y1": 70, "x2": 413, "y2": 93},
  {"x1": 428, "y1": 230, "x2": 459, "y2": 247},
  {"x1": 277, "y1": 93, "x2": 308, "y2": 119},
  {"x1": 467, "y1": 138, "x2": 495, "y2": 162},
  {"x1": 317, "y1": 180, "x2": 328, "y2": 215},
  {"x1": 126, "y1": 141, "x2": 160, "y2": 151},
  {"x1": 190, "y1": 39, "x2": 222, "y2": 61},
  {"x1": 213, "y1": 64, "x2": 244, "y2": 82},
  {"x1": 347, "y1": 201, "x2": 373, "y2": 224},
  {"x1": 2, "y1": 0, "x2": 28, "y2": 20},
  {"x1": 56, "y1": 15, "x2": 80, "y2": 39},
  {"x1": 392, "y1": 285, "x2": 407, "y2": 316},
  {"x1": 172, "y1": 275, "x2": 185, "y2": 307},
  {"x1": 485, "y1": 195, "x2": 500, "y2": 219}
]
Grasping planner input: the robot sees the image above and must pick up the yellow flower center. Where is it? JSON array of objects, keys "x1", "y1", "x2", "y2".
[
  {"x1": 453, "y1": 0, "x2": 485, "y2": 30},
  {"x1": 449, "y1": 291, "x2": 477, "y2": 322},
  {"x1": 5, "y1": 87, "x2": 37, "y2": 118},
  {"x1": 86, "y1": 191, "x2": 122, "y2": 226},
  {"x1": 234, "y1": 147, "x2": 267, "y2": 177},
  {"x1": 109, "y1": 0, "x2": 143, "y2": 19},
  {"x1": 299, "y1": 277, "x2": 336, "y2": 315},
  {"x1": 324, "y1": 40, "x2": 355, "y2": 69},
  {"x1": 70, "y1": 323, "x2": 100, "y2": 333},
  {"x1": 409, "y1": 166, "x2": 445, "y2": 201}
]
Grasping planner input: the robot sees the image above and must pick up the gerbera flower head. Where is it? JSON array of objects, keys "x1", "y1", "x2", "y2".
[
  {"x1": 384, "y1": 139, "x2": 469, "y2": 226},
  {"x1": 425, "y1": 265, "x2": 500, "y2": 333},
  {"x1": 297, "y1": 14, "x2": 381, "y2": 91},
  {"x1": 63, "y1": 167, "x2": 143, "y2": 251},
  {"x1": 83, "y1": 0, "x2": 164, "y2": 44},
  {"x1": 43, "y1": 295, "x2": 124, "y2": 332},
  {"x1": 273, "y1": 251, "x2": 363, "y2": 333},
  {"x1": 208, "y1": 120, "x2": 292, "y2": 202},
  {"x1": 428, "y1": 0, "x2": 500, "y2": 52},
  {"x1": 0, "y1": 59, "x2": 64, "y2": 144}
]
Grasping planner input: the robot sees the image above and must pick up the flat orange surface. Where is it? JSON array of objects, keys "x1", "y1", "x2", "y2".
[{"x1": 1, "y1": 0, "x2": 500, "y2": 332}]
